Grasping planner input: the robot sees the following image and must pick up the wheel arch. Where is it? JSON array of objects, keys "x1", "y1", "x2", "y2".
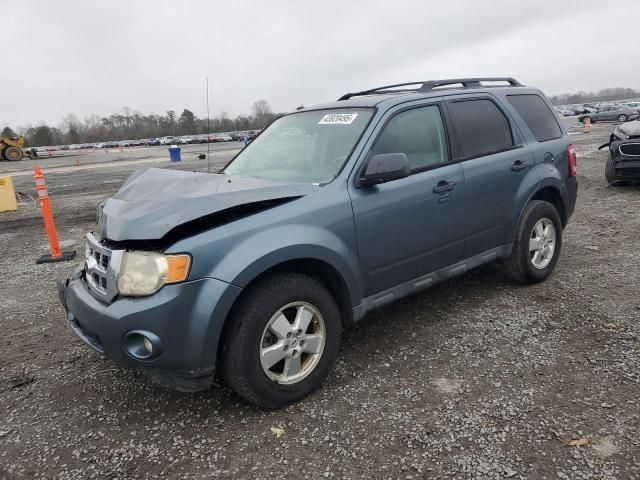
[
  {"x1": 530, "y1": 185, "x2": 567, "y2": 227},
  {"x1": 215, "y1": 257, "x2": 355, "y2": 370}
]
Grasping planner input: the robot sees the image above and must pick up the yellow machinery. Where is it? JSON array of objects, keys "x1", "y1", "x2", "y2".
[
  {"x1": 0, "y1": 136, "x2": 32, "y2": 161},
  {"x1": 0, "y1": 176, "x2": 17, "y2": 212}
]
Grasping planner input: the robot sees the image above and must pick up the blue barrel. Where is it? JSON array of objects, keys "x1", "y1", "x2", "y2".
[{"x1": 168, "y1": 145, "x2": 181, "y2": 162}]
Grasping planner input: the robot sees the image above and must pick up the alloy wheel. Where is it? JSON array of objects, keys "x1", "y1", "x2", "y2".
[
  {"x1": 259, "y1": 302, "x2": 326, "y2": 385},
  {"x1": 529, "y1": 218, "x2": 556, "y2": 269}
]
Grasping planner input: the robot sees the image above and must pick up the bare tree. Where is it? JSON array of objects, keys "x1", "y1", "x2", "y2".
[
  {"x1": 166, "y1": 110, "x2": 176, "y2": 136},
  {"x1": 251, "y1": 99, "x2": 273, "y2": 128}
]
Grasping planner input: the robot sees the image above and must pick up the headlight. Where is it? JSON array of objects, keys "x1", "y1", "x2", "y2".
[{"x1": 117, "y1": 251, "x2": 191, "y2": 297}]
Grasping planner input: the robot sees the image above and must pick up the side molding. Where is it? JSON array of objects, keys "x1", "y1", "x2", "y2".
[{"x1": 352, "y1": 245, "x2": 511, "y2": 322}]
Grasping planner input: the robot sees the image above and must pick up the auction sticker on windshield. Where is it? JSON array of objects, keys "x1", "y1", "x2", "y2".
[{"x1": 319, "y1": 113, "x2": 358, "y2": 125}]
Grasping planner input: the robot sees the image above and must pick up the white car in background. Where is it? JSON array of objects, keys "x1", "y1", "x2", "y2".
[
  {"x1": 179, "y1": 137, "x2": 192, "y2": 144},
  {"x1": 160, "y1": 136, "x2": 180, "y2": 145}
]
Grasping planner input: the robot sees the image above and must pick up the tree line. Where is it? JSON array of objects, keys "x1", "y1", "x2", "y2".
[
  {"x1": 2, "y1": 99, "x2": 280, "y2": 147},
  {"x1": 548, "y1": 87, "x2": 640, "y2": 106}
]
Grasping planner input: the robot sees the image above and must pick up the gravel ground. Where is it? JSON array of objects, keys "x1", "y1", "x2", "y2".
[{"x1": 1, "y1": 120, "x2": 639, "y2": 479}]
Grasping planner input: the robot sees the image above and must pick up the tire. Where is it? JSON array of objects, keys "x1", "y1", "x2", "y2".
[
  {"x1": 503, "y1": 200, "x2": 562, "y2": 284},
  {"x1": 617, "y1": 114, "x2": 628, "y2": 122},
  {"x1": 222, "y1": 273, "x2": 342, "y2": 408},
  {"x1": 605, "y1": 155, "x2": 628, "y2": 186},
  {"x1": 3, "y1": 146, "x2": 23, "y2": 161}
]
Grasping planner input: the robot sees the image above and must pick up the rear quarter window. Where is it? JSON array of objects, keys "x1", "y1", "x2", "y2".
[{"x1": 507, "y1": 94, "x2": 563, "y2": 142}]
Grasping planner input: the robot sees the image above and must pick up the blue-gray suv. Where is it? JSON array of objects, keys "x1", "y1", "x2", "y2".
[{"x1": 58, "y1": 77, "x2": 578, "y2": 408}]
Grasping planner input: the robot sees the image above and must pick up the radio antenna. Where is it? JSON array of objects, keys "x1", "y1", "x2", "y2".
[{"x1": 206, "y1": 77, "x2": 211, "y2": 173}]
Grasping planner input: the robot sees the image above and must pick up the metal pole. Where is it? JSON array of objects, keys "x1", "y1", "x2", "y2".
[{"x1": 206, "y1": 77, "x2": 211, "y2": 173}]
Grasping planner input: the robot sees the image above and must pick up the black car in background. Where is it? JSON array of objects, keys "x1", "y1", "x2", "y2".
[{"x1": 601, "y1": 121, "x2": 640, "y2": 185}]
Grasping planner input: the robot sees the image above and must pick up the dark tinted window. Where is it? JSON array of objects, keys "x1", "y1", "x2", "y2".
[
  {"x1": 372, "y1": 105, "x2": 449, "y2": 170},
  {"x1": 449, "y1": 99, "x2": 513, "y2": 159},
  {"x1": 507, "y1": 94, "x2": 562, "y2": 142}
]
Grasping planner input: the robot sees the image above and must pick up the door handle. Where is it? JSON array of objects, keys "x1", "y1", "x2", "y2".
[
  {"x1": 433, "y1": 180, "x2": 456, "y2": 193},
  {"x1": 511, "y1": 160, "x2": 529, "y2": 171}
]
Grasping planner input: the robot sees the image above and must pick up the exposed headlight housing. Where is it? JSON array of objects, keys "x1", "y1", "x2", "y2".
[
  {"x1": 614, "y1": 127, "x2": 629, "y2": 140},
  {"x1": 117, "y1": 252, "x2": 191, "y2": 297}
]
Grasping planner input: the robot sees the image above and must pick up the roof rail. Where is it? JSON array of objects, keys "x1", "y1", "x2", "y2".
[{"x1": 338, "y1": 77, "x2": 522, "y2": 101}]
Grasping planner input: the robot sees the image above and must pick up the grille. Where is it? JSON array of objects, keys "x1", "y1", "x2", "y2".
[
  {"x1": 619, "y1": 143, "x2": 640, "y2": 157},
  {"x1": 84, "y1": 233, "x2": 124, "y2": 303}
]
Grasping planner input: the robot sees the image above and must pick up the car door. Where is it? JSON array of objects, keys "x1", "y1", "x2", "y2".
[
  {"x1": 600, "y1": 107, "x2": 613, "y2": 121},
  {"x1": 445, "y1": 95, "x2": 536, "y2": 258},
  {"x1": 349, "y1": 102, "x2": 465, "y2": 296},
  {"x1": 598, "y1": 106, "x2": 614, "y2": 121}
]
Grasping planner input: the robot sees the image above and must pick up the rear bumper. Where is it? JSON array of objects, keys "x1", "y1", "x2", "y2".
[
  {"x1": 58, "y1": 268, "x2": 242, "y2": 391},
  {"x1": 563, "y1": 176, "x2": 578, "y2": 224}
]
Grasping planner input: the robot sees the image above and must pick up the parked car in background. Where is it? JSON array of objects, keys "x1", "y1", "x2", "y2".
[
  {"x1": 600, "y1": 120, "x2": 640, "y2": 185},
  {"x1": 555, "y1": 107, "x2": 574, "y2": 117},
  {"x1": 104, "y1": 141, "x2": 119, "y2": 148},
  {"x1": 94, "y1": 142, "x2": 106, "y2": 149},
  {"x1": 579, "y1": 105, "x2": 639, "y2": 124},
  {"x1": 623, "y1": 101, "x2": 640, "y2": 115},
  {"x1": 58, "y1": 77, "x2": 578, "y2": 408},
  {"x1": 147, "y1": 138, "x2": 161, "y2": 146},
  {"x1": 159, "y1": 136, "x2": 178, "y2": 145},
  {"x1": 179, "y1": 137, "x2": 193, "y2": 144}
]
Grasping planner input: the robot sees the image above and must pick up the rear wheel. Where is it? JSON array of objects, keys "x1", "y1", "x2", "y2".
[
  {"x1": 503, "y1": 200, "x2": 562, "y2": 284},
  {"x1": 223, "y1": 273, "x2": 342, "y2": 408},
  {"x1": 582, "y1": 116, "x2": 592, "y2": 124},
  {"x1": 617, "y1": 114, "x2": 628, "y2": 122},
  {"x1": 3, "y1": 146, "x2": 23, "y2": 161}
]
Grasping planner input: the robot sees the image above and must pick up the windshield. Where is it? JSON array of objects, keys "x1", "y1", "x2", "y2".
[{"x1": 224, "y1": 108, "x2": 373, "y2": 184}]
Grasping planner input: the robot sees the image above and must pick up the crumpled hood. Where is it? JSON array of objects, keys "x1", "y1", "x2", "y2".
[
  {"x1": 99, "y1": 168, "x2": 317, "y2": 241},
  {"x1": 618, "y1": 120, "x2": 640, "y2": 138}
]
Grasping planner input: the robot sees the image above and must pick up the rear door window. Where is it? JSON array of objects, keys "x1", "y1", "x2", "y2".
[
  {"x1": 448, "y1": 99, "x2": 514, "y2": 159},
  {"x1": 507, "y1": 94, "x2": 563, "y2": 142}
]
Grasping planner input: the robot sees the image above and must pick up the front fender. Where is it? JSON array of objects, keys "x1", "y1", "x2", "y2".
[{"x1": 208, "y1": 224, "x2": 362, "y2": 306}]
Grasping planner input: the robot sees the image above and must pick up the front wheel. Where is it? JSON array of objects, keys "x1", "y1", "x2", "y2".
[
  {"x1": 503, "y1": 200, "x2": 562, "y2": 284},
  {"x1": 617, "y1": 114, "x2": 628, "y2": 122},
  {"x1": 223, "y1": 273, "x2": 342, "y2": 408},
  {"x1": 605, "y1": 155, "x2": 628, "y2": 186}
]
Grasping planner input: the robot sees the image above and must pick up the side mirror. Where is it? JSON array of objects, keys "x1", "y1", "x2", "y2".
[{"x1": 359, "y1": 153, "x2": 410, "y2": 187}]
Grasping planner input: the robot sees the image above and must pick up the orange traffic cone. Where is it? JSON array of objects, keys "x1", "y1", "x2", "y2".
[{"x1": 33, "y1": 167, "x2": 76, "y2": 264}]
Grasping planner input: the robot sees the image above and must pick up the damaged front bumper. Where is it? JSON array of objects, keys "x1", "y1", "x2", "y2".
[
  {"x1": 57, "y1": 268, "x2": 242, "y2": 392},
  {"x1": 610, "y1": 140, "x2": 640, "y2": 178}
]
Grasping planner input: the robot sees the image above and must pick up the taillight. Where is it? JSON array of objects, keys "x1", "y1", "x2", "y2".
[{"x1": 567, "y1": 144, "x2": 577, "y2": 177}]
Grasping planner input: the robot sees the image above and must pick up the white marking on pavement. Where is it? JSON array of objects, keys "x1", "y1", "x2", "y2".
[{"x1": 5, "y1": 157, "x2": 169, "y2": 178}]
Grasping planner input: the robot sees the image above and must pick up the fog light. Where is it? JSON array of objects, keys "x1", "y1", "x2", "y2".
[{"x1": 123, "y1": 330, "x2": 162, "y2": 360}]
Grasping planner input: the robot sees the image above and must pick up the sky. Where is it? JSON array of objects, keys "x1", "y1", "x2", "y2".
[{"x1": 3, "y1": 0, "x2": 639, "y2": 130}]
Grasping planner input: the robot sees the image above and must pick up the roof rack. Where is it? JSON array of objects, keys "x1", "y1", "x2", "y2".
[{"x1": 338, "y1": 77, "x2": 522, "y2": 101}]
